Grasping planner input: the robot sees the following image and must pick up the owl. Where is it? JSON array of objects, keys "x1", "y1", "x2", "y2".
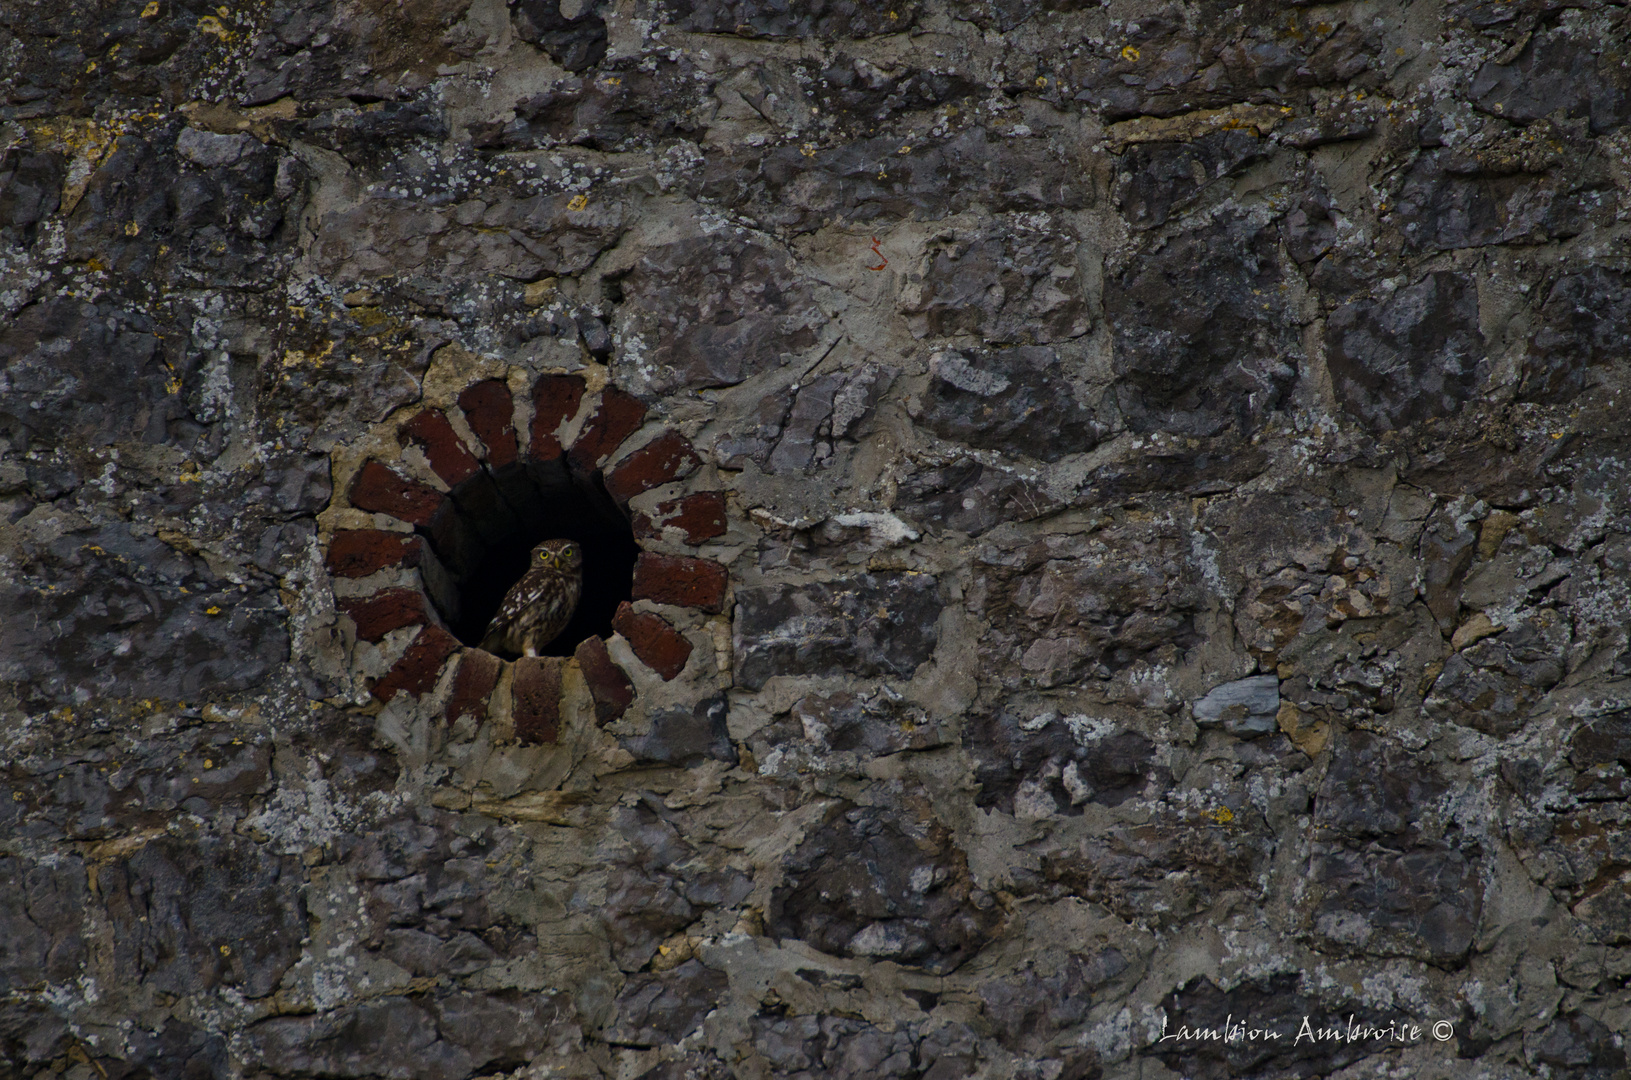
[{"x1": 478, "y1": 539, "x2": 583, "y2": 657}]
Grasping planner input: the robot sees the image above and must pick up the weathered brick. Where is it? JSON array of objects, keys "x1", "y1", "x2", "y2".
[
  {"x1": 530, "y1": 373, "x2": 587, "y2": 462},
  {"x1": 631, "y1": 553, "x2": 729, "y2": 614},
  {"x1": 605, "y1": 430, "x2": 702, "y2": 503},
  {"x1": 512, "y1": 656, "x2": 564, "y2": 744},
  {"x1": 325, "y1": 529, "x2": 422, "y2": 578},
  {"x1": 401, "y1": 409, "x2": 481, "y2": 485},
  {"x1": 458, "y1": 379, "x2": 519, "y2": 466},
  {"x1": 446, "y1": 648, "x2": 502, "y2": 725},
  {"x1": 349, "y1": 461, "x2": 445, "y2": 526},
  {"x1": 372, "y1": 625, "x2": 460, "y2": 702},
  {"x1": 567, "y1": 386, "x2": 647, "y2": 472},
  {"x1": 339, "y1": 588, "x2": 428, "y2": 643},
  {"x1": 575, "y1": 635, "x2": 634, "y2": 725},
  {"x1": 633, "y1": 492, "x2": 728, "y2": 545},
  {"x1": 612, "y1": 603, "x2": 694, "y2": 681}
]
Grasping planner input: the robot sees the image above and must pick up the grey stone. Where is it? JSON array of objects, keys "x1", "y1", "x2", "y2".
[
  {"x1": 1105, "y1": 213, "x2": 1300, "y2": 437},
  {"x1": 1521, "y1": 267, "x2": 1631, "y2": 403},
  {"x1": 769, "y1": 806, "x2": 999, "y2": 973},
  {"x1": 624, "y1": 695, "x2": 737, "y2": 768},
  {"x1": 919, "y1": 347, "x2": 1103, "y2": 462},
  {"x1": 1471, "y1": 28, "x2": 1631, "y2": 135},
  {"x1": 175, "y1": 128, "x2": 256, "y2": 168},
  {"x1": 733, "y1": 573, "x2": 942, "y2": 690},
  {"x1": 617, "y1": 235, "x2": 823, "y2": 392},
  {"x1": 99, "y1": 835, "x2": 306, "y2": 999},
  {"x1": 766, "y1": 374, "x2": 843, "y2": 474},
  {"x1": 606, "y1": 960, "x2": 729, "y2": 1048},
  {"x1": 901, "y1": 220, "x2": 1090, "y2": 342},
  {"x1": 1326, "y1": 271, "x2": 1486, "y2": 432},
  {"x1": 1192, "y1": 675, "x2": 1280, "y2": 737}
]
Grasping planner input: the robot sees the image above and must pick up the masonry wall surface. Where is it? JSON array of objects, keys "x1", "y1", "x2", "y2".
[{"x1": 3, "y1": 0, "x2": 1631, "y2": 1076}]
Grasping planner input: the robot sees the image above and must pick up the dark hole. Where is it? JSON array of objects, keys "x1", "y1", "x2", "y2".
[{"x1": 423, "y1": 458, "x2": 639, "y2": 658}]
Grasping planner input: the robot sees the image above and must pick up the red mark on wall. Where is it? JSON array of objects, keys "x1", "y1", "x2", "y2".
[{"x1": 867, "y1": 236, "x2": 888, "y2": 271}]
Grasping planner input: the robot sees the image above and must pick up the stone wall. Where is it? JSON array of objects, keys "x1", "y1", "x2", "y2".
[{"x1": 3, "y1": 0, "x2": 1631, "y2": 1076}]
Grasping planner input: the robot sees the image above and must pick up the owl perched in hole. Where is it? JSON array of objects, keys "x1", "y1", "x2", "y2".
[{"x1": 479, "y1": 539, "x2": 583, "y2": 657}]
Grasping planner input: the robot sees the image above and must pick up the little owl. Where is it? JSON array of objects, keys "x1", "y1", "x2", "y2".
[{"x1": 479, "y1": 539, "x2": 583, "y2": 657}]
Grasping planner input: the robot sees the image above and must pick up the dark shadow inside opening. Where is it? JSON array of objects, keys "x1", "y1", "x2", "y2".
[{"x1": 422, "y1": 459, "x2": 639, "y2": 659}]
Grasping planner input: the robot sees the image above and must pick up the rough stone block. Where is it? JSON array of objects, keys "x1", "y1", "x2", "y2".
[
  {"x1": 1325, "y1": 272, "x2": 1484, "y2": 432},
  {"x1": 373, "y1": 625, "x2": 461, "y2": 702},
  {"x1": 575, "y1": 635, "x2": 634, "y2": 724},
  {"x1": 1192, "y1": 675, "x2": 1280, "y2": 737},
  {"x1": 458, "y1": 379, "x2": 519, "y2": 466},
  {"x1": 325, "y1": 530, "x2": 422, "y2": 578},
  {"x1": 734, "y1": 573, "x2": 941, "y2": 690},
  {"x1": 401, "y1": 409, "x2": 481, "y2": 486},
  {"x1": 568, "y1": 386, "x2": 647, "y2": 472},
  {"x1": 605, "y1": 430, "x2": 701, "y2": 503},
  {"x1": 446, "y1": 648, "x2": 502, "y2": 725},
  {"x1": 530, "y1": 373, "x2": 586, "y2": 461},
  {"x1": 512, "y1": 656, "x2": 564, "y2": 744},
  {"x1": 919, "y1": 348, "x2": 1102, "y2": 463},
  {"x1": 623, "y1": 695, "x2": 735, "y2": 767},
  {"x1": 348, "y1": 461, "x2": 445, "y2": 526},
  {"x1": 631, "y1": 553, "x2": 728, "y2": 613},
  {"x1": 340, "y1": 588, "x2": 429, "y2": 643},
  {"x1": 633, "y1": 491, "x2": 728, "y2": 545},
  {"x1": 612, "y1": 602, "x2": 693, "y2": 681}
]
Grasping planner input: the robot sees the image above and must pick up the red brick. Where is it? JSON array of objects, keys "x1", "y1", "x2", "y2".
[
  {"x1": 605, "y1": 430, "x2": 702, "y2": 503},
  {"x1": 446, "y1": 648, "x2": 502, "y2": 725},
  {"x1": 325, "y1": 529, "x2": 422, "y2": 578},
  {"x1": 458, "y1": 379, "x2": 518, "y2": 466},
  {"x1": 401, "y1": 409, "x2": 481, "y2": 486},
  {"x1": 349, "y1": 461, "x2": 445, "y2": 526},
  {"x1": 340, "y1": 588, "x2": 428, "y2": 643},
  {"x1": 529, "y1": 373, "x2": 586, "y2": 462},
  {"x1": 612, "y1": 603, "x2": 693, "y2": 681},
  {"x1": 373, "y1": 625, "x2": 460, "y2": 702},
  {"x1": 633, "y1": 492, "x2": 728, "y2": 546},
  {"x1": 567, "y1": 386, "x2": 647, "y2": 472},
  {"x1": 512, "y1": 656, "x2": 564, "y2": 744},
  {"x1": 631, "y1": 553, "x2": 729, "y2": 614},
  {"x1": 574, "y1": 635, "x2": 633, "y2": 725}
]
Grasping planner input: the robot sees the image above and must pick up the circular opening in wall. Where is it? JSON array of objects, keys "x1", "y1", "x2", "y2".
[{"x1": 426, "y1": 457, "x2": 640, "y2": 659}]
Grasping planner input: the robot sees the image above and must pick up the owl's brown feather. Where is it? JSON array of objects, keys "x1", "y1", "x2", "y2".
[{"x1": 479, "y1": 540, "x2": 583, "y2": 657}]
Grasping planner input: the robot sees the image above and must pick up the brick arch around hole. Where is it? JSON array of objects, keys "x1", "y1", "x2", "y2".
[{"x1": 323, "y1": 371, "x2": 729, "y2": 745}]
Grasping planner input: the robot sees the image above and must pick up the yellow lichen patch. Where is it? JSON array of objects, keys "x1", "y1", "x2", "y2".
[
  {"x1": 1120, "y1": 45, "x2": 1140, "y2": 61},
  {"x1": 350, "y1": 306, "x2": 393, "y2": 331},
  {"x1": 281, "y1": 340, "x2": 336, "y2": 368},
  {"x1": 125, "y1": 221, "x2": 141, "y2": 236},
  {"x1": 25, "y1": 114, "x2": 156, "y2": 213},
  {"x1": 205, "y1": 606, "x2": 222, "y2": 615},
  {"x1": 1207, "y1": 807, "x2": 1235, "y2": 826},
  {"x1": 198, "y1": 14, "x2": 230, "y2": 39},
  {"x1": 141, "y1": 0, "x2": 160, "y2": 15},
  {"x1": 566, "y1": 193, "x2": 589, "y2": 212},
  {"x1": 179, "y1": 462, "x2": 203, "y2": 482}
]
